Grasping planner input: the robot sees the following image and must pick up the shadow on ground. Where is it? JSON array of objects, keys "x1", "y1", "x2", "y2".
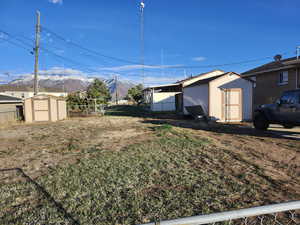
[
  {"x1": 0, "y1": 168, "x2": 80, "y2": 225},
  {"x1": 107, "y1": 105, "x2": 300, "y2": 141}
]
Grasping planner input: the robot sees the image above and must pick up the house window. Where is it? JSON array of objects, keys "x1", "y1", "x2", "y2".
[{"x1": 278, "y1": 71, "x2": 288, "y2": 85}]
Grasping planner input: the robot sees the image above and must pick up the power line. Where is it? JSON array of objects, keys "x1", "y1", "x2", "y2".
[
  {"x1": 0, "y1": 30, "x2": 34, "y2": 50},
  {"x1": 0, "y1": 29, "x2": 128, "y2": 78},
  {"x1": 0, "y1": 28, "x2": 295, "y2": 79},
  {"x1": 0, "y1": 36, "x2": 32, "y2": 52},
  {"x1": 41, "y1": 26, "x2": 144, "y2": 66},
  {"x1": 4, "y1": 27, "x2": 291, "y2": 71},
  {"x1": 39, "y1": 26, "x2": 293, "y2": 71}
]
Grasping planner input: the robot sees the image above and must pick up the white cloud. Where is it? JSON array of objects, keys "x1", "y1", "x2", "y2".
[
  {"x1": 192, "y1": 56, "x2": 206, "y2": 62},
  {"x1": 99, "y1": 64, "x2": 183, "y2": 72},
  {"x1": 124, "y1": 72, "x2": 184, "y2": 87},
  {"x1": 49, "y1": 0, "x2": 63, "y2": 4}
]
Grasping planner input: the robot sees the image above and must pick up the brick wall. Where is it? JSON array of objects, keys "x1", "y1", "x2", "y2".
[{"x1": 253, "y1": 68, "x2": 300, "y2": 108}]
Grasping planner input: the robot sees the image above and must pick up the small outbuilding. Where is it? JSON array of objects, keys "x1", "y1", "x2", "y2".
[
  {"x1": 143, "y1": 70, "x2": 225, "y2": 112},
  {"x1": 0, "y1": 95, "x2": 23, "y2": 123},
  {"x1": 183, "y1": 72, "x2": 254, "y2": 122},
  {"x1": 24, "y1": 95, "x2": 67, "y2": 123},
  {"x1": 143, "y1": 84, "x2": 181, "y2": 112}
]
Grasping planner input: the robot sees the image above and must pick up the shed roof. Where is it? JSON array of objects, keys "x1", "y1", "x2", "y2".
[
  {"x1": 143, "y1": 70, "x2": 225, "y2": 91},
  {"x1": 185, "y1": 74, "x2": 226, "y2": 87},
  {"x1": 184, "y1": 72, "x2": 253, "y2": 88},
  {"x1": 144, "y1": 83, "x2": 180, "y2": 90},
  {"x1": 25, "y1": 94, "x2": 66, "y2": 100},
  {"x1": 0, "y1": 94, "x2": 23, "y2": 103},
  {"x1": 242, "y1": 57, "x2": 300, "y2": 77},
  {"x1": 176, "y1": 70, "x2": 225, "y2": 85}
]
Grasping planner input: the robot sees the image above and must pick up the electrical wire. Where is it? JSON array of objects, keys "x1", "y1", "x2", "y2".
[
  {"x1": 0, "y1": 28, "x2": 295, "y2": 78},
  {"x1": 42, "y1": 26, "x2": 144, "y2": 66},
  {"x1": 40, "y1": 26, "x2": 293, "y2": 70},
  {"x1": 0, "y1": 36, "x2": 32, "y2": 52}
]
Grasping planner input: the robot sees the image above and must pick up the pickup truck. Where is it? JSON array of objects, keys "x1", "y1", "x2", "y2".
[{"x1": 253, "y1": 89, "x2": 300, "y2": 130}]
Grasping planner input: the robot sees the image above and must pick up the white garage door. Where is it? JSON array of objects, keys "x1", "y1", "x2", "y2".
[{"x1": 222, "y1": 89, "x2": 242, "y2": 122}]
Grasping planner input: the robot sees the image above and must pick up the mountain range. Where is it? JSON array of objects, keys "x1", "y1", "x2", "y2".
[{"x1": 0, "y1": 75, "x2": 136, "y2": 100}]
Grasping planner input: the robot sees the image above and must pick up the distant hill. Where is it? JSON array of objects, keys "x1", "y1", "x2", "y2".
[{"x1": 1, "y1": 75, "x2": 135, "y2": 100}]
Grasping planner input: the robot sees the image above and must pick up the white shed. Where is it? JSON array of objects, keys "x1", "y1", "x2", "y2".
[{"x1": 183, "y1": 72, "x2": 254, "y2": 122}]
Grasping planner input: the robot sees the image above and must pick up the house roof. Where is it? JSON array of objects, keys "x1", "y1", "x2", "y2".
[
  {"x1": 185, "y1": 74, "x2": 227, "y2": 87},
  {"x1": 144, "y1": 83, "x2": 180, "y2": 90},
  {"x1": 242, "y1": 57, "x2": 300, "y2": 77},
  {"x1": 143, "y1": 70, "x2": 225, "y2": 91},
  {"x1": 184, "y1": 72, "x2": 253, "y2": 88},
  {"x1": 0, "y1": 94, "x2": 23, "y2": 103},
  {"x1": 176, "y1": 70, "x2": 225, "y2": 84}
]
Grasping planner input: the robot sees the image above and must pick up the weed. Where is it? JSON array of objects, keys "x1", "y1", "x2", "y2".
[
  {"x1": 0, "y1": 130, "x2": 258, "y2": 225},
  {"x1": 66, "y1": 138, "x2": 79, "y2": 151}
]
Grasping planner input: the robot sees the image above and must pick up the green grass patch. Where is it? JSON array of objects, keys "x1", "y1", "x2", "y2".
[
  {"x1": 0, "y1": 130, "x2": 258, "y2": 225},
  {"x1": 105, "y1": 105, "x2": 150, "y2": 118}
]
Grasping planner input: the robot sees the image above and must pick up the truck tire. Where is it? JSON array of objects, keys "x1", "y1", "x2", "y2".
[{"x1": 254, "y1": 114, "x2": 269, "y2": 130}]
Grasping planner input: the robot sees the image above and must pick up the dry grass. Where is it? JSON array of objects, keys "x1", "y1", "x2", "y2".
[{"x1": 0, "y1": 105, "x2": 299, "y2": 224}]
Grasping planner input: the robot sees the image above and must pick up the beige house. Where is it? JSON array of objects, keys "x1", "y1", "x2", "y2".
[
  {"x1": 24, "y1": 95, "x2": 67, "y2": 123},
  {"x1": 242, "y1": 55, "x2": 300, "y2": 108},
  {"x1": 183, "y1": 72, "x2": 254, "y2": 122}
]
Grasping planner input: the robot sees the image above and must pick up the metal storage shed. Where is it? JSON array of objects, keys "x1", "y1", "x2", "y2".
[{"x1": 24, "y1": 95, "x2": 67, "y2": 122}]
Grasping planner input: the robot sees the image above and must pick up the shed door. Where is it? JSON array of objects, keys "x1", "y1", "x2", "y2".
[
  {"x1": 222, "y1": 89, "x2": 242, "y2": 122},
  {"x1": 57, "y1": 100, "x2": 67, "y2": 120},
  {"x1": 33, "y1": 99, "x2": 49, "y2": 122},
  {"x1": 175, "y1": 93, "x2": 183, "y2": 113}
]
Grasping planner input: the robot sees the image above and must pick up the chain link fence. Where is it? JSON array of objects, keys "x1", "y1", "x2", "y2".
[
  {"x1": 67, "y1": 104, "x2": 106, "y2": 117},
  {"x1": 140, "y1": 201, "x2": 300, "y2": 225}
]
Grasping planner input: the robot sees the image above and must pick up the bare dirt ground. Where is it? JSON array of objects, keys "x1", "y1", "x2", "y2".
[
  {"x1": 0, "y1": 110, "x2": 299, "y2": 203},
  {"x1": 0, "y1": 116, "x2": 150, "y2": 182}
]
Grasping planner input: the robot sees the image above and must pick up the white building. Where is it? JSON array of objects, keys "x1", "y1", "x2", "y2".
[
  {"x1": 144, "y1": 84, "x2": 181, "y2": 112},
  {"x1": 144, "y1": 70, "x2": 225, "y2": 112}
]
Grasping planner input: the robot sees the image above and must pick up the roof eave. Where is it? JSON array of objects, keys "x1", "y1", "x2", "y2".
[
  {"x1": 0, "y1": 100, "x2": 23, "y2": 103},
  {"x1": 242, "y1": 64, "x2": 299, "y2": 77}
]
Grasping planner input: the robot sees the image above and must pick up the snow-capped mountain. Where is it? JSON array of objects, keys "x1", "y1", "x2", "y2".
[{"x1": 3, "y1": 74, "x2": 135, "y2": 100}]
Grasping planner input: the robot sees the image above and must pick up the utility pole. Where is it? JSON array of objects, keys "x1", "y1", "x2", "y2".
[
  {"x1": 140, "y1": 0, "x2": 145, "y2": 86},
  {"x1": 115, "y1": 75, "x2": 118, "y2": 105},
  {"x1": 94, "y1": 98, "x2": 97, "y2": 112},
  {"x1": 297, "y1": 46, "x2": 300, "y2": 89},
  {"x1": 161, "y1": 48, "x2": 164, "y2": 77},
  {"x1": 33, "y1": 11, "x2": 41, "y2": 96}
]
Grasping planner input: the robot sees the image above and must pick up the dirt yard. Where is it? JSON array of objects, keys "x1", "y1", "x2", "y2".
[
  {"x1": 0, "y1": 116, "x2": 150, "y2": 182},
  {"x1": 0, "y1": 105, "x2": 299, "y2": 224}
]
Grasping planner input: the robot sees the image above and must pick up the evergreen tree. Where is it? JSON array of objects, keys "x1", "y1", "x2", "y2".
[
  {"x1": 86, "y1": 79, "x2": 111, "y2": 104},
  {"x1": 126, "y1": 84, "x2": 144, "y2": 104}
]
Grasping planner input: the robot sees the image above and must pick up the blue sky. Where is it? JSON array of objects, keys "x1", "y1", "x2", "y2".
[{"x1": 0, "y1": 0, "x2": 300, "y2": 86}]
